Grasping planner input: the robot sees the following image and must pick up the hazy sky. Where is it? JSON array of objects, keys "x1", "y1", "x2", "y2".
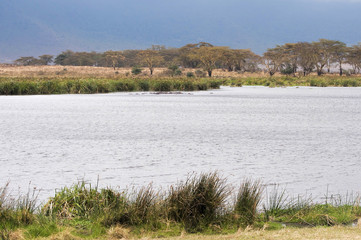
[{"x1": 1, "y1": 0, "x2": 361, "y2": 61}]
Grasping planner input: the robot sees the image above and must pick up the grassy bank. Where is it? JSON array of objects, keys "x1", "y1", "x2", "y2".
[
  {"x1": 1, "y1": 173, "x2": 360, "y2": 239},
  {"x1": 225, "y1": 75, "x2": 361, "y2": 87},
  {"x1": 0, "y1": 77, "x2": 223, "y2": 95},
  {"x1": 0, "y1": 75, "x2": 360, "y2": 95}
]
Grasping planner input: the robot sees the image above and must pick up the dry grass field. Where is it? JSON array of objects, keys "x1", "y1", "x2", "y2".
[
  {"x1": 0, "y1": 65, "x2": 269, "y2": 78},
  {"x1": 5, "y1": 226, "x2": 361, "y2": 240},
  {"x1": 164, "y1": 227, "x2": 361, "y2": 240}
]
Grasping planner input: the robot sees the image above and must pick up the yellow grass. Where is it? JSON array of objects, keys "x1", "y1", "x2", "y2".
[
  {"x1": 0, "y1": 65, "x2": 269, "y2": 78},
  {"x1": 5, "y1": 226, "x2": 361, "y2": 240},
  {"x1": 153, "y1": 227, "x2": 361, "y2": 240}
]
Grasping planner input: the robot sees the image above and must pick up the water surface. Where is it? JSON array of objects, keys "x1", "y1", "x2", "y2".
[{"x1": 1, "y1": 86, "x2": 361, "y2": 201}]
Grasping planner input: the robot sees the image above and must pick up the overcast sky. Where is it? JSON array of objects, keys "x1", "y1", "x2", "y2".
[{"x1": 1, "y1": 0, "x2": 361, "y2": 61}]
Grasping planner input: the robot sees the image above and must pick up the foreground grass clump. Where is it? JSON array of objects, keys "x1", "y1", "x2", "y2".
[
  {"x1": 0, "y1": 77, "x2": 223, "y2": 95},
  {"x1": 167, "y1": 173, "x2": 230, "y2": 232},
  {"x1": 234, "y1": 179, "x2": 263, "y2": 227},
  {"x1": 1, "y1": 173, "x2": 361, "y2": 239}
]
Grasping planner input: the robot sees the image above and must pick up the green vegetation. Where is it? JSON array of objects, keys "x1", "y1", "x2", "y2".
[
  {"x1": 1, "y1": 173, "x2": 361, "y2": 239},
  {"x1": 225, "y1": 76, "x2": 361, "y2": 87},
  {"x1": 0, "y1": 75, "x2": 359, "y2": 95},
  {"x1": 0, "y1": 77, "x2": 223, "y2": 95}
]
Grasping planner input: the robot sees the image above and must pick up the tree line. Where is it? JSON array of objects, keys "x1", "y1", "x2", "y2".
[{"x1": 13, "y1": 39, "x2": 361, "y2": 77}]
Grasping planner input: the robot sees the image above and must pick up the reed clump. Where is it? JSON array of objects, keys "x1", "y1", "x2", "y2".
[
  {"x1": 234, "y1": 179, "x2": 263, "y2": 226},
  {"x1": 0, "y1": 77, "x2": 223, "y2": 95},
  {"x1": 2, "y1": 173, "x2": 361, "y2": 239},
  {"x1": 167, "y1": 173, "x2": 230, "y2": 231}
]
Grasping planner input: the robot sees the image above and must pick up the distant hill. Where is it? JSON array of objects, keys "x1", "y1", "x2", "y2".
[{"x1": 1, "y1": 0, "x2": 361, "y2": 62}]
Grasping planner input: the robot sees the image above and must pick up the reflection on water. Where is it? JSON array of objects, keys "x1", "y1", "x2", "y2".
[{"x1": 1, "y1": 86, "x2": 361, "y2": 201}]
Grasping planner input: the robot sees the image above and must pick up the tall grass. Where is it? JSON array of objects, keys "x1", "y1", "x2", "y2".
[
  {"x1": 2, "y1": 174, "x2": 361, "y2": 238},
  {"x1": 0, "y1": 77, "x2": 223, "y2": 95},
  {"x1": 0, "y1": 183, "x2": 39, "y2": 232},
  {"x1": 167, "y1": 173, "x2": 230, "y2": 231},
  {"x1": 234, "y1": 179, "x2": 263, "y2": 226}
]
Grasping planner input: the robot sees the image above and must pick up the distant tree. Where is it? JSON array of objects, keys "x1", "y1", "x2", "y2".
[
  {"x1": 233, "y1": 49, "x2": 261, "y2": 73},
  {"x1": 178, "y1": 42, "x2": 213, "y2": 68},
  {"x1": 189, "y1": 46, "x2": 226, "y2": 77},
  {"x1": 329, "y1": 41, "x2": 348, "y2": 76},
  {"x1": 312, "y1": 40, "x2": 333, "y2": 75},
  {"x1": 346, "y1": 43, "x2": 361, "y2": 74},
  {"x1": 14, "y1": 56, "x2": 38, "y2": 66},
  {"x1": 137, "y1": 50, "x2": 164, "y2": 75},
  {"x1": 280, "y1": 43, "x2": 299, "y2": 75},
  {"x1": 104, "y1": 50, "x2": 125, "y2": 70},
  {"x1": 263, "y1": 46, "x2": 285, "y2": 76},
  {"x1": 38, "y1": 55, "x2": 53, "y2": 65},
  {"x1": 313, "y1": 39, "x2": 347, "y2": 75},
  {"x1": 54, "y1": 50, "x2": 74, "y2": 65},
  {"x1": 294, "y1": 42, "x2": 317, "y2": 76}
]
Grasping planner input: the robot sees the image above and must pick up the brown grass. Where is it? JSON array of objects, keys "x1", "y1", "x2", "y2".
[
  {"x1": 159, "y1": 226, "x2": 361, "y2": 240},
  {"x1": 0, "y1": 65, "x2": 269, "y2": 78}
]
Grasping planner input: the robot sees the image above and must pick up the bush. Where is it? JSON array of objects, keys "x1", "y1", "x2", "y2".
[
  {"x1": 186, "y1": 72, "x2": 194, "y2": 78},
  {"x1": 43, "y1": 182, "x2": 128, "y2": 220},
  {"x1": 137, "y1": 80, "x2": 150, "y2": 91},
  {"x1": 174, "y1": 69, "x2": 182, "y2": 76},
  {"x1": 131, "y1": 66, "x2": 142, "y2": 75},
  {"x1": 195, "y1": 70, "x2": 206, "y2": 77},
  {"x1": 152, "y1": 80, "x2": 172, "y2": 92}
]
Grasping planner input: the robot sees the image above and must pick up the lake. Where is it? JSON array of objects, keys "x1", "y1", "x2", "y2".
[{"x1": 1, "y1": 86, "x2": 361, "y2": 202}]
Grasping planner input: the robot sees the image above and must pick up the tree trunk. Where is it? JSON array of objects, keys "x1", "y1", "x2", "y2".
[
  {"x1": 150, "y1": 68, "x2": 154, "y2": 75},
  {"x1": 208, "y1": 70, "x2": 212, "y2": 77},
  {"x1": 339, "y1": 64, "x2": 342, "y2": 76},
  {"x1": 317, "y1": 70, "x2": 322, "y2": 76}
]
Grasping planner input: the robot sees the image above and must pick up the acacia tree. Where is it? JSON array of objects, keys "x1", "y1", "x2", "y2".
[
  {"x1": 330, "y1": 41, "x2": 348, "y2": 76},
  {"x1": 294, "y1": 42, "x2": 317, "y2": 76},
  {"x1": 313, "y1": 39, "x2": 347, "y2": 75},
  {"x1": 104, "y1": 51, "x2": 125, "y2": 70},
  {"x1": 232, "y1": 49, "x2": 260, "y2": 72},
  {"x1": 39, "y1": 55, "x2": 53, "y2": 65},
  {"x1": 346, "y1": 43, "x2": 361, "y2": 74},
  {"x1": 312, "y1": 40, "x2": 333, "y2": 76},
  {"x1": 14, "y1": 56, "x2": 38, "y2": 66},
  {"x1": 137, "y1": 50, "x2": 164, "y2": 75},
  {"x1": 178, "y1": 42, "x2": 213, "y2": 68},
  {"x1": 219, "y1": 48, "x2": 236, "y2": 71},
  {"x1": 190, "y1": 46, "x2": 227, "y2": 77},
  {"x1": 280, "y1": 43, "x2": 299, "y2": 75},
  {"x1": 263, "y1": 46, "x2": 285, "y2": 76}
]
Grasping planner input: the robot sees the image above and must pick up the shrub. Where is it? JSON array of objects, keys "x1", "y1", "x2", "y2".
[
  {"x1": 43, "y1": 182, "x2": 127, "y2": 220},
  {"x1": 174, "y1": 69, "x2": 182, "y2": 76},
  {"x1": 152, "y1": 80, "x2": 172, "y2": 92},
  {"x1": 137, "y1": 80, "x2": 150, "y2": 91},
  {"x1": 186, "y1": 72, "x2": 194, "y2": 78},
  {"x1": 131, "y1": 66, "x2": 142, "y2": 75},
  {"x1": 195, "y1": 70, "x2": 206, "y2": 77},
  {"x1": 194, "y1": 81, "x2": 208, "y2": 90}
]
